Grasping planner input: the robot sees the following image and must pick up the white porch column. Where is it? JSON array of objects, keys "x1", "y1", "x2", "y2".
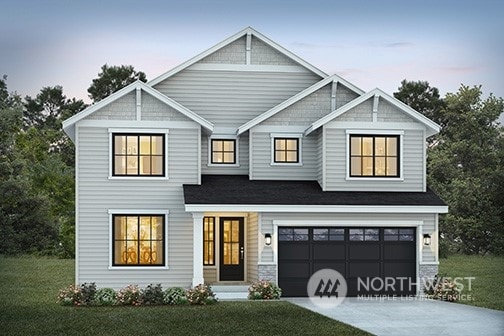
[{"x1": 192, "y1": 212, "x2": 204, "y2": 287}]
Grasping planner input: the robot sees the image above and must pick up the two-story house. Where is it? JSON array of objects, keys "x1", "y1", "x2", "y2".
[{"x1": 63, "y1": 27, "x2": 448, "y2": 297}]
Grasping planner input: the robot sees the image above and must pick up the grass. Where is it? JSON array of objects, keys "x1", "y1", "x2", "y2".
[
  {"x1": 439, "y1": 254, "x2": 504, "y2": 311},
  {"x1": 0, "y1": 256, "x2": 369, "y2": 336}
]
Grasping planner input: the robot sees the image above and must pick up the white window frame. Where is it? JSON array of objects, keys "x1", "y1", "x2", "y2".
[
  {"x1": 108, "y1": 128, "x2": 169, "y2": 180},
  {"x1": 108, "y1": 209, "x2": 170, "y2": 270},
  {"x1": 345, "y1": 129, "x2": 404, "y2": 181},
  {"x1": 270, "y1": 133, "x2": 303, "y2": 166},
  {"x1": 207, "y1": 134, "x2": 240, "y2": 167}
]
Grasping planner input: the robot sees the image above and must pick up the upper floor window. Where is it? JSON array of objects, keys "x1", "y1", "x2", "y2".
[
  {"x1": 211, "y1": 139, "x2": 236, "y2": 164},
  {"x1": 350, "y1": 135, "x2": 399, "y2": 177},
  {"x1": 113, "y1": 134, "x2": 165, "y2": 176},
  {"x1": 112, "y1": 214, "x2": 165, "y2": 266},
  {"x1": 274, "y1": 138, "x2": 299, "y2": 163}
]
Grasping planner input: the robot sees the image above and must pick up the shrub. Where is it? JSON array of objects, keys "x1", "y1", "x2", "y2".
[
  {"x1": 163, "y1": 287, "x2": 188, "y2": 305},
  {"x1": 248, "y1": 280, "x2": 282, "y2": 300},
  {"x1": 117, "y1": 284, "x2": 142, "y2": 306},
  {"x1": 142, "y1": 284, "x2": 164, "y2": 305},
  {"x1": 80, "y1": 282, "x2": 97, "y2": 306},
  {"x1": 186, "y1": 284, "x2": 217, "y2": 305},
  {"x1": 424, "y1": 274, "x2": 461, "y2": 302},
  {"x1": 93, "y1": 288, "x2": 117, "y2": 306},
  {"x1": 57, "y1": 284, "x2": 82, "y2": 306}
]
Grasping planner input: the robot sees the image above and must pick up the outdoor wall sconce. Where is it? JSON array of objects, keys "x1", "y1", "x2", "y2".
[
  {"x1": 264, "y1": 233, "x2": 272, "y2": 246},
  {"x1": 423, "y1": 234, "x2": 431, "y2": 246}
]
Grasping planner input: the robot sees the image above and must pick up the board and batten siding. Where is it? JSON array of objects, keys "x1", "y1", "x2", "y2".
[
  {"x1": 250, "y1": 130, "x2": 318, "y2": 180},
  {"x1": 154, "y1": 70, "x2": 321, "y2": 129},
  {"x1": 76, "y1": 125, "x2": 199, "y2": 289},
  {"x1": 260, "y1": 212, "x2": 437, "y2": 264}
]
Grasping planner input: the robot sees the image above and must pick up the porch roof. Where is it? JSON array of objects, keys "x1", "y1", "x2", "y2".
[{"x1": 183, "y1": 175, "x2": 447, "y2": 207}]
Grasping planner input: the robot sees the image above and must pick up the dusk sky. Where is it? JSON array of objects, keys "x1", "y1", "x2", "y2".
[{"x1": 2, "y1": 0, "x2": 503, "y2": 107}]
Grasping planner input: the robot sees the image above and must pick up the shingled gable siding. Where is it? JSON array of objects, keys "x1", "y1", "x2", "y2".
[
  {"x1": 84, "y1": 92, "x2": 136, "y2": 120},
  {"x1": 140, "y1": 92, "x2": 193, "y2": 122},
  {"x1": 200, "y1": 36, "x2": 246, "y2": 64},
  {"x1": 250, "y1": 36, "x2": 298, "y2": 66},
  {"x1": 76, "y1": 123, "x2": 199, "y2": 289}
]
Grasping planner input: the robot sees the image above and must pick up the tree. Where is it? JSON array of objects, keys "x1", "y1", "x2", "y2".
[
  {"x1": 396, "y1": 82, "x2": 504, "y2": 255},
  {"x1": 87, "y1": 64, "x2": 147, "y2": 102}
]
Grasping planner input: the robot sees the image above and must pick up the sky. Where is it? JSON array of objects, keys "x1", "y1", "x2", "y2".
[{"x1": 1, "y1": 0, "x2": 503, "y2": 109}]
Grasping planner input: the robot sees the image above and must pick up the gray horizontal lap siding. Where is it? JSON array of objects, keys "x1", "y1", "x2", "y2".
[
  {"x1": 77, "y1": 126, "x2": 199, "y2": 289},
  {"x1": 325, "y1": 128, "x2": 424, "y2": 191},
  {"x1": 154, "y1": 70, "x2": 321, "y2": 129},
  {"x1": 250, "y1": 131, "x2": 318, "y2": 180}
]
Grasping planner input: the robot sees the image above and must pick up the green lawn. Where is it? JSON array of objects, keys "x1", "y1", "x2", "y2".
[
  {"x1": 439, "y1": 254, "x2": 504, "y2": 311},
  {"x1": 0, "y1": 256, "x2": 369, "y2": 336}
]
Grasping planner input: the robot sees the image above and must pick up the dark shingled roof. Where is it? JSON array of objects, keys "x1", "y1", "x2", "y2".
[{"x1": 183, "y1": 175, "x2": 446, "y2": 206}]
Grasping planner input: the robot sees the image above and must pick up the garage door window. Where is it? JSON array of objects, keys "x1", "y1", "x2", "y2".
[
  {"x1": 349, "y1": 228, "x2": 379, "y2": 241},
  {"x1": 279, "y1": 228, "x2": 309, "y2": 241},
  {"x1": 384, "y1": 228, "x2": 415, "y2": 241},
  {"x1": 313, "y1": 228, "x2": 345, "y2": 241}
]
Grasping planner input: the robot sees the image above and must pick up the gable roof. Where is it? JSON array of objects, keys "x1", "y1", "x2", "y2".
[
  {"x1": 305, "y1": 88, "x2": 441, "y2": 137},
  {"x1": 237, "y1": 74, "x2": 364, "y2": 135},
  {"x1": 62, "y1": 81, "x2": 214, "y2": 141},
  {"x1": 148, "y1": 27, "x2": 328, "y2": 86}
]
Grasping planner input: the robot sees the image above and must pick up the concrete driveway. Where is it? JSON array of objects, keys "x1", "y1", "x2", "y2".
[{"x1": 286, "y1": 297, "x2": 504, "y2": 336}]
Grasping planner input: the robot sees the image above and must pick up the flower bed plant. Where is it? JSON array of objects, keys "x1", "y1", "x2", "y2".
[
  {"x1": 186, "y1": 284, "x2": 217, "y2": 305},
  {"x1": 248, "y1": 280, "x2": 282, "y2": 300},
  {"x1": 163, "y1": 287, "x2": 188, "y2": 305},
  {"x1": 424, "y1": 274, "x2": 461, "y2": 302}
]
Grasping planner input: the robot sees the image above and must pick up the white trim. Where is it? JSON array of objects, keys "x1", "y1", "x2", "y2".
[
  {"x1": 74, "y1": 126, "x2": 80, "y2": 284},
  {"x1": 419, "y1": 261, "x2": 440, "y2": 265},
  {"x1": 322, "y1": 126, "x2": 327, "y2": 191},
  {"x1": 423, "y1": 129, "x2": 427, "y2": 192},
  {"x1": 327, "y1": 121, "x2": 426, "y2": 131},
  {"x1": 197, "y1": 127, "x2": 202, "y2": 185},
  {"x1": 148, "y1": 27, "x2": 327, "y2": 87},
  {"x1": 107, "y1": 209, "x2": 170, "y2": 270},
  {"x1": 249, "y1": 129, "x2": 254, "y2": 179},
  {"x1": 345, "y1": 130, "x2": 404, "y2": 181},
  {"x1": 108, "y1": 128, "x2": 169, "y2": 180},
  {"x1": 207, "y1": 135, "x2": 240, "y2": 167},
  {"x1": 305, "y1": 88, "x2": 441, "y2": 136},
  {"x1": 62, "y1": 81, "x2": 213, "y2": 141},
  {"x1": 78, "y1": 120, "x2": 199, "y2": 129},
  {"x1": 246, "y1": 32, "x2": 251, "y2": 65},
  {"x1": 331, "y1": 81, "x2": 337, "y2": 111},
  {"x1": 185, "y1": 204, "x2": 449, "y2": 213},
  {"x1": 238, "y1": 75, "x2": 363, "y2": 135},
  {"x1": 273, "y1": 220, "x2": 423, "y2": 226},
  {"x1": 188, "y1": 63, "x2": 309, "y2": 73},
  {"x1": 135, "y1": 87, "x2": 141, "y2": 121},
  {"x1": 192, "y1": 212, "x2": 205, "y2": 286},
  {"x1": 270, "y1": 133, "x2": 303, "y2": 166}
]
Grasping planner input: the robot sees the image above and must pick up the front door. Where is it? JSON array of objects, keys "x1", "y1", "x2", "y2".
[{"x1": 219, "y1": 218, "x2": 244, "y2": 281}]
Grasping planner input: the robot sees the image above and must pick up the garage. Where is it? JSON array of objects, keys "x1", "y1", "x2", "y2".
[{"x1": 278, "y1": 227, "x2": 416, "y2": 297}]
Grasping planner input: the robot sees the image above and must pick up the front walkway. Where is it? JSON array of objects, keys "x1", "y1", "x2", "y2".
[{"x1": 286, "y1": 297, "x2": 504, "y2": 336}]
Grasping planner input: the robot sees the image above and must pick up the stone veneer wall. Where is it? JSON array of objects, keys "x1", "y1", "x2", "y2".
[
  {"x1": 257, "y1": 265, "x2": 277, "y2": 282},
  {"x1": 419, "y1": 264, "x2": 439, "y2": 291}
]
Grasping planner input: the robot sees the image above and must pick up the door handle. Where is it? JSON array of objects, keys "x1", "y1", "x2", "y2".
[{"x1": 240, "y1": 246, "x2": 244, "y2": 260}]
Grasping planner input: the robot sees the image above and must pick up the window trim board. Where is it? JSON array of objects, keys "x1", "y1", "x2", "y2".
[{"x1": 108, "y1": 209, "x2": 170, "y2": 270}]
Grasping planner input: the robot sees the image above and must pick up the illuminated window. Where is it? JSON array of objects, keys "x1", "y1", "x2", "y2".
[
  {"x1": 274, "y1": 138, "x2": 299, "y2": 163},
  {"x1": 203, "y1": 217, "x2": 215, "y2": 265},
  {"x1": 113, "y1": 134, "x2": 165, "y2": 176},
  {"x1": 112, "y1": 215, "x2": 165, "y2": 266},
  {"x1": 211, "y1": 139, "x2": 236, "y2": 164},
  {"x1": 350, "y1": 135, "x2": 399, "y2": 177}
]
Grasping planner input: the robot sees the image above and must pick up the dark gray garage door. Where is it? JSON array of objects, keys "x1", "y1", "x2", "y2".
[{"x1": 278, "y1": 227, "x2": 416, "y2": 297}]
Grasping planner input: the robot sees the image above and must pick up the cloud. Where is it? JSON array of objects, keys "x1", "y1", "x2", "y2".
[
  {"x1": 383, "y1": 42, "x2": 414, "y2": 48},
  {"x1": 435, "y1": 66, "x2": 482, "y2": 74}
]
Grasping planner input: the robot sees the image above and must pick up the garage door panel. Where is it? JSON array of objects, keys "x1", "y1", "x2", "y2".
[
  {"x1": 313, "y1": 244, "x2": 345, "y2": 260},
  {"x1": 313, "y1": 262, "x2": 346, "y2": 275},
  {"x1": 383, "y1": 262, "x2": 416, "y2": 278},
  {"x1": 349, "y1": 244, "x2": 380, "y2": 260},
  {"x1": 278, "y1": 262, "x2": 310, "y2": 278},
  {"x1": 349, "y1": 262, "x2": 380, "y2": 277},
  {"x1": 278, "y1": 244, "x2": 310, "y2": 260},
  {"x1": 383, "y1": 245, "x2": 416, "y2": 260},
  {"x1": 279, "y1": 280, "x2": 308, "y2": 297}
]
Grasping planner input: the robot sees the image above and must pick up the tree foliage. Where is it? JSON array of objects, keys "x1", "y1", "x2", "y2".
[
  {"x1": 395, "y1": 81, "x2": 504, "y2": 255},
  {"x1": 87, "y1": 64, "x2": 147, "y2": 103}
]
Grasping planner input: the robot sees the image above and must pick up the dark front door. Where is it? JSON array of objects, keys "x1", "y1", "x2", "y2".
[{"x1": 219, "y1": 218, "x2": 244, "y2": 281}]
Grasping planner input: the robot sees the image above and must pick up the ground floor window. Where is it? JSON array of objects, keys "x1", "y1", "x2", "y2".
[
  {"x1": 203, "y1": 217, "x2": 215, "y2": 265},
  {"x1": 112, "y1": 215, "x2": 165, "y2": 266}
]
